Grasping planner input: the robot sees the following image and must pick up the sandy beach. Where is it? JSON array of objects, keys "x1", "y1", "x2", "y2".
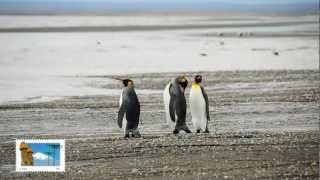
[
  {"x1": 1, "y1": 70, "x2": 319, "y2": 179},
  {"x1": 0, "y1": 14, "x2": 319, "y2": 179}
]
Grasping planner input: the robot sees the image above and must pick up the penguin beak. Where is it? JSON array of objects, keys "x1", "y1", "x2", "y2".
[
  {"x1": 112, "y1": 77, "x2": 124, "y2": 81},
  {"x1": 111, "y1": 77, "x2": 134, "y2": 87}
]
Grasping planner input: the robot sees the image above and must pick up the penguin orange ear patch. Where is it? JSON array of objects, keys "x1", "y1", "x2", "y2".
[{"x1": 180, "y1": 76, "x2": 188, "y2": 83}]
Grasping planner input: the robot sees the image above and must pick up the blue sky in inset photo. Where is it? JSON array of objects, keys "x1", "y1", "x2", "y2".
[{"x1": 28, "y1": 143, "x2": 60, "y2": 166}]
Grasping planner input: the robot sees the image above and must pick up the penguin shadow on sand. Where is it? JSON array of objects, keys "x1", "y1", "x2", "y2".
[
  {"x1": 115, "y1": 78, "x2": 142, "y2": 138},
  {"x1": 164, "y1": 75, "x2": 211, "y2": 135}
]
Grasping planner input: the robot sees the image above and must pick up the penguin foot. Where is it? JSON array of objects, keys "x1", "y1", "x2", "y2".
[
  {"x1": 196, "y1": 129, "x2": 201, "y2": 133},
  {"x1": 132, "y1": 135, "x2": 141, "y2": 138},
  {"x1": 124, "y1": 134, "x2": 130, "y2": 138},
  {"x1": 132, "y1": 133, "x2": 142, "y2": 138},
  {"x1": 173, "y1": 129, "x2": 179, "y2": 134},
  {"x1": 179, "y1": 125, "x2": 191, "y2": 133},
  {"x1": 184, "y1": 129, "x2": 192, "y2": 133},
  {"x1": 132, "y1": 129, "x2": 141, "y2": 138}
]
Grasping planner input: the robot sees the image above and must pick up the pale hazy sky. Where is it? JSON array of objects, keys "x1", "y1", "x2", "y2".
[
  {"x1": 0, "y1": 0, "x2": 317, "y2": 3},
  {"x1": 0, "y1": 0, "x2": 318, "y2": 13}
]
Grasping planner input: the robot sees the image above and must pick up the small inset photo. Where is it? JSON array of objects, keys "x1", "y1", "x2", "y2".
[{"x1": 16, "y1": 139, "x2": 65, "y2": 172}]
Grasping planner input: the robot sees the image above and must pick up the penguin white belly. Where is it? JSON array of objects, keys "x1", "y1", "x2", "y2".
[
  {"x1": 189, "y1": 88, "x2": 207, "y2": 131},
  {"x1": 119, "y1": 90, "x2": 127, "y2": 134},
  {"x1": 163, "y1": 82, "x2": 174, "y2": 127}
]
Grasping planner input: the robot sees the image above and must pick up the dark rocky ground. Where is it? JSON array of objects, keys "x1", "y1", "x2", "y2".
[
  {"x1": 1, "y1": 132, "x2": 319, "y2": 180},
  {"x1": 0, "y1": 70, "x2": 319, "y2": 179}
]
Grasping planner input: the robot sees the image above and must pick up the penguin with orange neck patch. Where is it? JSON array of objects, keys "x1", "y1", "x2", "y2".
[
  {"x1": 163, "y1": 75, "x2": 191, "y2": 134},
  {"x1": 118, "y1": 79, "x2": 141, "y2": 138},
  {"x1": 189, "y1": 75, "x2": 210, "y2": 133}
]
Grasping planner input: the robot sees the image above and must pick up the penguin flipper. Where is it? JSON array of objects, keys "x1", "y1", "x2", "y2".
[
  {"x1": 169, "y1": 96, "x2": 176, "y2": 122},
  {"x1": 168, "y1": 83, "x2": 176, "y2": 122},
  {"x1": 118, "y1": 100, "x2": 128, "y2": 128},
  {"x1": 201, "y1": 86, "x2": 210, "y2": 121}
]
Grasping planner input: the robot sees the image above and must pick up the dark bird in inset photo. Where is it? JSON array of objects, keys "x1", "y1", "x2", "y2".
[
  {"x1": 163, "y1": 75, "x2": 191, "y2": 134},
  {"x1": 189, "y1": 75, "x2": 210, "y2": 133},
  {"x1": 117, "y1": 78, "x2": 141, "y2": 138}
]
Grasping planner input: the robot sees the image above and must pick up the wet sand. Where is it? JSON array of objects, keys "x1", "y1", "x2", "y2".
[
  {"x1": 0, "y1": 14, "x2": 318, "y2": 105},
  {"x1": 0, "y1": 70, "x2": 319, "y2": 179}
]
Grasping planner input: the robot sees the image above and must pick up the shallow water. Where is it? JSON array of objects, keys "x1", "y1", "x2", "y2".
[{"x1": 0, "y1": 15, "x2": 318, "y2": 104}]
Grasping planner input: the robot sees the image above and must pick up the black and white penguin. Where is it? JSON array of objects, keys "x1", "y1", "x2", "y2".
[
  {"x1": 118, "y1": 79, "x2": 141, "y2": 138},
  {"x1": 189, "y1": 75, "x2": 210, "y2": 133},
  {"x1": 163, "y1": 76, "x2": 191, "y2": 134}
]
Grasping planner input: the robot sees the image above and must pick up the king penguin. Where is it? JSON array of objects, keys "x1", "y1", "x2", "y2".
[
  {"x1": 189, "y1": 75, "x2": 210, "y2": 133},
  {"x1": 118, "y1": 79, "x2": 141, "y2": 138},
  {"x1": 163, "y1": 76, "x2": 191, "y2": 134}
]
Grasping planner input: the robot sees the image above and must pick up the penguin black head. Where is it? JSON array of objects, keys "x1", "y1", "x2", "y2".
[
  {"x1": 194, "y1": 75, "x2": 202, "y2": 84},
  {"x1": 179, "y1": 76, "x2": 188, "y2": 89},
  {"x1": 122, "y1": 79, "x2": 134, "y2": 87}
]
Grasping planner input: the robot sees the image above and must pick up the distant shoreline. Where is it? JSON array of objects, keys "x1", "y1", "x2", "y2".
[{"x1": 0, "y1": 20, "x2": 316, "y2": 33}]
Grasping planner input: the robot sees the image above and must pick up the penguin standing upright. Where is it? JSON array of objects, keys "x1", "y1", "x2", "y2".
[
  {"x1": 163, "y1": 76, "x2": 191, "y2": 134},
  {"x1": 189, "y1": 75, "x2": 210, "y2": 133},
  {"x1": 118, "y1": 79, "x2": 141, "y2": 138}
]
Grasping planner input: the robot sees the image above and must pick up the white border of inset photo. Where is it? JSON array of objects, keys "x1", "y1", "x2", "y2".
[{"x1": 16, "y1": 139, "x2": 65, "y2": 172}]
